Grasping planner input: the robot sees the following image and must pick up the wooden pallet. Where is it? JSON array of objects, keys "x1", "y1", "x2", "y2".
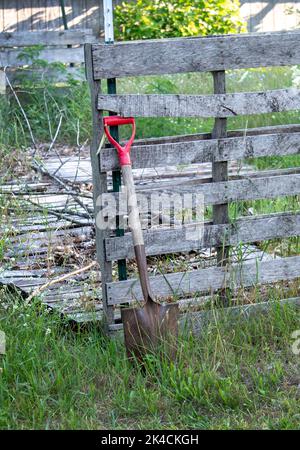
[{"x1": 85, "y1": 30, "x2": 300, "y2": 331}]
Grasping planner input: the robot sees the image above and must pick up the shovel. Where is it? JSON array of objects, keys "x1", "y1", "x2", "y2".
[{"x1": 103, "y1": 116, "x2": 179, "y2": 362}]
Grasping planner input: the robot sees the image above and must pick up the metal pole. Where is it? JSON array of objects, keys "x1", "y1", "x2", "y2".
[
  {"x1": 104, "y1": 0, "x2": 127, "y2": 281},
  {"x1": 59, "y1": 0, "x2": 68, "y2": 30},
  {"x1": 59, "y1": 0, "x2": 75, "y2": 68}
]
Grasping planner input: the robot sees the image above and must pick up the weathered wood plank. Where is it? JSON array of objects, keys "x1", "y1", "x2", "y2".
[
  {"x1": 6, "y1": 67, "x2": 86, "y2": 85},
  {"x1": 110, "y1": 124, "x2": 300, "y2": 148},
  {"x1": 0, "y1": 47, "x2": 84, "y2": 67},
  {"x1": 0, "y1": 29, "x2": 96, "y2": 47},
  {"x1": 100, "y1": 128, "x2": 300, "y2": 171},
  {"x1": 105, "y1": 212, "x2": 300, "y2": 260},
  {"x1": 185, "y1": 297, "x2": 300, "y2": 335},
  {"x1": 98, "y1": 89, "x2": 300, "y2": 118},
  {"x1": 109, "y1": 297, "x2": 300, "y2": 333},
  {"x1": 92, "y1": 30, "x2": 300, "y2": 79},
  {"x1": 106, "y1": 255, "x2": 300, "y2": 305},
  {"x1": 112, "y1": 172, "x2": 300, "y2": 205},
  {"x1": 211, "y1": 70, "x2": 229, "y2": 268}
]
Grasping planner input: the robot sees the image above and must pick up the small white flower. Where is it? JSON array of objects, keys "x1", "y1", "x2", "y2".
[{"x1": 46, "y1": 328, "x2": 51, "y2": 335}]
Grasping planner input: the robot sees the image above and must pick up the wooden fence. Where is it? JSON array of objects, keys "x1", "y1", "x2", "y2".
[
  {"x1": 86, "y1": 30, "x2": 300, "y2": 332},
  {"x1": 0, "y1": 28, "x2": 97, "y2": 92}
]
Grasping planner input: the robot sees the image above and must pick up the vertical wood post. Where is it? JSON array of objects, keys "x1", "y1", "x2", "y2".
[
  {"x1": 211, "y1": 70, "x2": 230, "y2": 303},
  {"x1": 85, "y1": 44, "x2": 114, "y2": 330}
]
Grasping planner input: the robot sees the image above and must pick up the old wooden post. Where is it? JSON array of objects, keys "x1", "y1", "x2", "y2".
[{"x1": 212, "y1": 70, "x2": 230, "y2": 305}]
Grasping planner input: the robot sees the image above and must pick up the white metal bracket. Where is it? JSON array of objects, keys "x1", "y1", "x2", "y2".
[{"x1": 103, "y1": 0, "x2": 114, "y2": 43}]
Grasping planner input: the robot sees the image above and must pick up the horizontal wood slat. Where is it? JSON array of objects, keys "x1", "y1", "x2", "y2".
[
  {"x1": 0, "y1": 30, "x2": 96, "y2": 47},
  {"x1": 0, "y1": 47, "x2": 84, "y2": 67},
  {"x1": 111, "y1": 124, "x2": 300, "y2": 148},
  {"x1": 92, "y1": 30, "x2": 300, "y2": 79},
  {"x1": 110, "y1": 172, "x2": 300, "y2": 205},
  {"x1": 104, "y1": 212, "x2": 300, "y2": 261},
  {"x1": 106, "y1": 255, "x2": 300, "y2": 305},
  {"x1": 100, "y1": 130, "x2": 300, "y2": 172},
  {"x1": 185, "y1": 297, "x2": 300, "y2": 335},
  {"x1": 98, "y1": 89, "x2": 300, "y2": 118},
  {"x1": 5, "y1": 67, "x2": 86, "y2": 84},
  {"x1": 110, "y1": 297, "x2": 300, "y2": 333}
]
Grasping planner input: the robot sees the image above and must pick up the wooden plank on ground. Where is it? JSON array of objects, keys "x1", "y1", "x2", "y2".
[
  {"x1": 92, "y1": 30, "x2": 300, "y2": 79},
  {"x1": 106, "y1": 255, "x2": 300, "y2": 305},
  {"x1": 98, "y1": 89, "x2": 300, "y2": 118}
]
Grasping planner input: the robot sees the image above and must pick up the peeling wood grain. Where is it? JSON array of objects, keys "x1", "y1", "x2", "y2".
[
  {"x1": 98, "y1": 89, "x2": 300, "y2": 118},
  {"x1": 0, "y1": 29, "x2": 96, "y2": 47},
  {"x1": 106, "y1": 255, "x2": 300, "y2": 305},
  {"x1": 105, "y1": 212, "x2": 300, "y2": 260},
  {"x1": 92, "y1": 30, "x2": 300, "y2": 79},
  {"x1": 100, "y1": 129, "x2": 300, "y2": 171}
]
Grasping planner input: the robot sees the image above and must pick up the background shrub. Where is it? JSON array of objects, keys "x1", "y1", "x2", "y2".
[{"x1": 115, "y1": 0, "x2": 247, "y2": 40}]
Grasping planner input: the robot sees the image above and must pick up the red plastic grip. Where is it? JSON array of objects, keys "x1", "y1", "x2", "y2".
[
  {"x1": 103, "y1": 115, "x2": 136, "y2": 166},
  {"x1": 103, "y1": 116, "x2": 135, "y2": 127}
]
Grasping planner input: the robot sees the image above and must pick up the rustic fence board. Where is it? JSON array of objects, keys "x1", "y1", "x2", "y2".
[
  {"x1": 100, "y1": 130, "x2": 300, "y2": 172},
  {"x1": 0, "y1": 46, "x2": 84, "y2": 67},
  {"x1": 105, "y1": 211, "x2": 300, "y2": 260},
  {"x1": 115, "y1": 124, "x2": 300, "y2": 148},
  {"x1": 106, "y1": 255, "x2": 300, "y2": 305},
  {"x1": 185, "y1": 297, "x2": 300, "y2": 335},
  {"x1": 0, "y1": 29, "x2": 96, "y2": 47},
  {"x1": 111, "y1": 297, "x2": 300, "y2": 333},
  {"x1": 98, "y1": 89, "x2": 300, "y2": 118},
  {"x1": 92, "y1": 31, "x2": 300, "y2": 79},
  {"x1": 113, "y1": 172, "x2": 300, "y2": 205}
]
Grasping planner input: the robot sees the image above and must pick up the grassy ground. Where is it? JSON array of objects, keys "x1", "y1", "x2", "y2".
[
  {"x1": 0, "y1": 289, "x2": 299, "y2": 430},
  {"x1": 0, "y1": 65, "x2": 299, "y2": 429}
]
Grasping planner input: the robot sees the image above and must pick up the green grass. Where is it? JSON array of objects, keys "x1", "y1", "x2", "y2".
[{"x1": 0, "y1": 289, "x2": 299, "y2": 430}]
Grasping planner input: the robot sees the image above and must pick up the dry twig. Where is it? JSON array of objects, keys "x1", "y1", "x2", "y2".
[{"x1": 25, "y1": 261, "x2": 98, "y2": 303}]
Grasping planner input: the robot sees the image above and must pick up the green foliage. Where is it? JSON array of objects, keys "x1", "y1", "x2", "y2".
[
  {"x1": 0, "y1": 49, "x2": 91, "y2": 148},
  {"x1": 115, "y1": 0, "x2": 247, "y2": 40}
]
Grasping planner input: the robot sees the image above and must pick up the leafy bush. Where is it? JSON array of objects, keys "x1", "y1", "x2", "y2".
[{"x1": 115, "y1": 0, "x2": 247, "y2": 40}]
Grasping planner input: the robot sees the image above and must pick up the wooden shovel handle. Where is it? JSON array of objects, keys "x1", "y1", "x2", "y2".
[{"x1": 121, "y1": 164, "x2": 155, "y2": 303}]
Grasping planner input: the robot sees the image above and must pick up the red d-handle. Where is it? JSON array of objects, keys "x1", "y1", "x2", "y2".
[{"x1": 103, "y1": 116, "x2": 136, "y2": 166}]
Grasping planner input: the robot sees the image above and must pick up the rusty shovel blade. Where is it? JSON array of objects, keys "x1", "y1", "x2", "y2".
[{"x1": 121, "y1": 300, "x2": 179, "y2": 363}]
